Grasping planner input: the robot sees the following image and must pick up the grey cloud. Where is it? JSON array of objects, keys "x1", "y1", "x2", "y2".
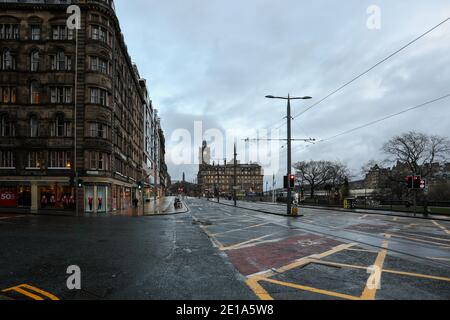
[{"x1": 115, "y1": 0, "x2": 450, "y2": 183}]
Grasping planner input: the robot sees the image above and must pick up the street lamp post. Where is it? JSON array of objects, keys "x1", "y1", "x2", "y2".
[
  {"x1": 217, "y1": 163, "x2": 221, "y2": 203},
  {"x1": 266, "y1": 94, "x2": 312, "y2": 216},
  {"x1": 74, "y1": 27, "x2": 79, "y2": 216}
]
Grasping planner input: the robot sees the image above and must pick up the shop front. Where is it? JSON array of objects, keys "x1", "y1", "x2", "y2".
[
  {"x1": 39, "y1": 184, "x2": 75, "y2": 211},
  {"x1": 0, "y1": 185, "x2": 32, "y2": 209},
  {"x1": 84, "y1": 184, "x2": 110, "y2": 214},
  {"x1": 111, "y1": 184, "x2": 132, "y2": 212}
]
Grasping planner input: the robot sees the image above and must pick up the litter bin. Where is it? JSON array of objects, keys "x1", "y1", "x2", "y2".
[{"x1": 344, "y1": 198, "x2": 356, "y2": 209}]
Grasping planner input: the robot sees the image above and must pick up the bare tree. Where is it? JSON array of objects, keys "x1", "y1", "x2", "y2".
[
  {"x1": 383, "y1": 131, "x2": 450, "y2": 178},
  {"x1": 294, "y1": 161, "x2": 350, "y2": 199},
  {"x1": 329, "y1": 161, "x2": 352, "y2": 186}
]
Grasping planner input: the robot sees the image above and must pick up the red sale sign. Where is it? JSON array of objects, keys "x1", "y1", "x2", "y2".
[{"x1": 0, "y1": 190, "x2": 17, "y2": 207}]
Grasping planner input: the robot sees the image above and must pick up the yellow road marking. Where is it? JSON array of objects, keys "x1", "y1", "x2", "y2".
[
  {"x1": 212, "y1": 223, "x2": 270, "y2": 236},
  {"x1": 361, "y1": 234, "x2": 390, "y2": 300},
  {"x1": 261, "y1": 278, "x2": 361, "y2": 300},
  {"x1": 359, "y1": 215, "x2": 369, "y2": 219},
  {"x1": 276, "y1": 243, "x2": 356, "y2": 274},
  {"x1": 312, "y1": 259, "x2": 450, "y2": 282},
  {"x1": 219, "y1": 231, "x2": 283, "y2": 251},
  {"x1": 245, "y1": 277, "x2": 273, "y2": 300},
  {"x1": 432, "y1": 220, "x2": 450, "y2": 235},
  {"x1": 396, "y1": 232, "x2": 450, "y2": 242},
  {"x1": 309, "y1": 259, "x2": 367, "y2": 270},
  {"x1": 246, "y1": 238, "x2": 450, "y2": 301},
  {"x1": 383, "y1": 269, "x2": 450, "y2": 282},
  {"x1": 245, "y1": 243, "x2": 356, "y2": 300},
  {"x1": 390, "y1": 233, "x2": 450, "y2": 247},
  {"x1": 2, "y1": 284, "x2": 59, "y2": 300}
]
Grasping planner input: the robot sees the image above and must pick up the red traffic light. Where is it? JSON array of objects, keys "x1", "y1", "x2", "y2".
[
  {"x1": 289, "y1": 175, "x2": 296, "y2": 188},
  {"x1": 406, "y1": 176, "x2": 413, "y2": 189},
  {"x1": 413, "y1": 176, "x2": 421, "y2": 189}
]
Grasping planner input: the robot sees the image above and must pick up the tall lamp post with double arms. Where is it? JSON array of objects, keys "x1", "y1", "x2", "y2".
[{"x1": 265, "y1": 94, "x2": 312, "y2": 216}]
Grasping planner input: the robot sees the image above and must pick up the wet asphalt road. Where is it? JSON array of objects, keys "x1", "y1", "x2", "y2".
[
  {"x1": 1, "y1": 198, "x2": 450, "y2": 300},
  {"x1": 188, "y1": 198, "x2": 450, "y2": 300},
  {"x1": 0, "y1": 209, "x2": 255, "y2": 300}
]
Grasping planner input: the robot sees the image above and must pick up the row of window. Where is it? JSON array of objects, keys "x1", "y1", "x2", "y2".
[
  {"x1": 0, "y1": 84, "x2": 109, "y2": 106},
  {"x1": 202, "y1": 170, "x2": 262, "y2": 175},
  {"x1": 0, "y1": 151, "x2": 72, "y2": 169},
  {"x1": 1, "y1": 48, "x2": 111, "y2": 74},
  {"x1": 0, "y1": 150, "x2": 111, "y2": 171},
  {"x1": 0, "y1": 115, "x2": 109, "y2": 139},
  {"x1": 1, "y1": 48, "x2": 71, "y2": 71},
  {"x1": 0, "y1": 24, "x2": 74, "y2": 41},
  {"x1": 0, "y1": 23, "x2": 115, "y2": 45}
]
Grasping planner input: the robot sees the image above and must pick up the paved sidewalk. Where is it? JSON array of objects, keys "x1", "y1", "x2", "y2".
[{"x1": 144, "y1": 196, "x2": 188, "y2": 215}]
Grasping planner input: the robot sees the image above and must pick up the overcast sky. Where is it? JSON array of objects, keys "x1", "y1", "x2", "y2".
[{"x1": 114, "y1": 0, "x2": 450, "y2": 186}]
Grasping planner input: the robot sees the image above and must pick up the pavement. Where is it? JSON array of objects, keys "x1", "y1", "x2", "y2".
[
  {"x1": 144, "y1": 196, "x2": 188, "y2": 215},
  {"x1": 1, "y1": 198, "x2": 450, "y2": 300}
]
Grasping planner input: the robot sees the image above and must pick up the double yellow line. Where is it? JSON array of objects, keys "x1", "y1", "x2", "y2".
[{"x1": 2, "y1": 284, "x2": 59, "y2": 300}]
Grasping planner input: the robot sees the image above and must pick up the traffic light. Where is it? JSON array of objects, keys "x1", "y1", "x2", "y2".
[
  {"x1": 289, "y1": 174, "x2": 296, "y2": 189},
  {"x1": 406, "y1": 176, "x2": 413, "y2": 189},
  {"x1": 413, "y1": 176, "x2": 421, "y2": 189},
  {"x1": 137, "y1": 181, "x2": 143, "y2": 191},
  {"x1": 77, "y1": 179, "x2": 84, "y2": 188}
]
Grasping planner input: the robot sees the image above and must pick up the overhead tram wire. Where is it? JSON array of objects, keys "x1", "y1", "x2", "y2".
[
  {"x1": 291, "y1": 16, "x2": 450, "y2": 121},
  {"x1": 291, "y1": 92, "x2": 450, "y2": 155}
]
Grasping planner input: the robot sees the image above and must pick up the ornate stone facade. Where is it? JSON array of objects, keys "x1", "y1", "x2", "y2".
[{"x1": 0, "y1": 0, "x2": 168, "y2": 214}]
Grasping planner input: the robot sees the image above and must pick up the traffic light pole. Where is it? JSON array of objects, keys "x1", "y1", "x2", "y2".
[
  {"x1": 287, "y1": 95, "x2": 292, "y2": 217},
  {"x1": 233, "y1": 144, "x2": 237, "y2": 207},
  {"x1": 413, "y1": 173, "x2": 417, "y2": 216}
]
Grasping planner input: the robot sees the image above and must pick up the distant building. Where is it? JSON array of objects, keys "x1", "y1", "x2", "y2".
[
  {"x1": 198, "y1": 157, "x2": 264, "y2": 196},
  {"x1": 364, "y1": 165, "x2": 391, "y2": 190}
]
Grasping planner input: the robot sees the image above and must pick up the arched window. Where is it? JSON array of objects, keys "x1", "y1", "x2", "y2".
[
  {"x1": 0, "y1": 114, "x2": 13, "y2": 137},
  {"x1": 1, "y1": 49, "x2": 15, "y2": 70},
  {"x1": 30, "y1": 116, "x2": 39, "y2": 137},
  {"x1": 30, "y1": 50, "x2": 39, "y2": 71},
  {"x1": 30, "y1": 81, "x2": 40, "y2": 104}
]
